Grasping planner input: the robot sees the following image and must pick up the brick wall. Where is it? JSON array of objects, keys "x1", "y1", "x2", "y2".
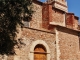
[
  {"x1": 66, "y1": 13, "x2": 79, "y2": 30},
  {"x1": 57, "y1": 27, "x2": 79, "y2": 60},
  {"x1": 51, "y1": 8, "x2": 65, "y2": 26},
  {"x1": 42, "y1": 4, "x2": 53, "y2": 29},
  {"x1": 42, "y1": 4, "x2": 49, "y2": 29},
  {"x1": 66, "y1": 13, "x2": 74, "y2": 28},
  {"x1": 74, "y1": 16, "x2": 79, "y2": 30},
  {"x1": 30, "y1": 2, "x2": 55, "y2": 32}
]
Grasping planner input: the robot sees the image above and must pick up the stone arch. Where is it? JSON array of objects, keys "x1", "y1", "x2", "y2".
[{"x1": 29, "y1": 40, "x2": 50, "y2": 60}]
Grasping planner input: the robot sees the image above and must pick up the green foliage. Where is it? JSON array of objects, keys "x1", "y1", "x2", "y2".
[{"x1": 0, "y1": 0, "x2": 33, "y2": 55}]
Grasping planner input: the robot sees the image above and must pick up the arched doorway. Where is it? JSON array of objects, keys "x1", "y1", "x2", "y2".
[
  {"x1": 34, "y1": 44, "x2": 47, "y2": 60},
  {"x1": 29, "y1": 40, "x2": 50, "y2": 60}
]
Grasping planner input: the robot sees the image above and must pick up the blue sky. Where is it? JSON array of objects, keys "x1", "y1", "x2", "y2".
[
  {"x1": 67, "y1": 0, "x2": 80, "y2": 19},
  {"x1": 40, "y1": 0, "x2": 80, "y2": 19}
]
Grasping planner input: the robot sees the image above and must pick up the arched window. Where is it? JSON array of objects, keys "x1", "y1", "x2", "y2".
[{"x1": 34, "y1": 44, "x2": 47, "y2": 60}]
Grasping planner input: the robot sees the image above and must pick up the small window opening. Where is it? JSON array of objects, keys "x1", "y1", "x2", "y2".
[{"x1": 23, "y1": 20, "x2": 30, "y2": 27}]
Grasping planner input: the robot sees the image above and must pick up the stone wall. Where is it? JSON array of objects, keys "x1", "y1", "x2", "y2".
[
  {"x1": 14, "y1": 27, "x2": 56, "y2": 60},
  {"x1": 0, "y1": 1, "x2": 79, "y2": 60},
  {"x1": 57, "y1": 27, "x2": 79, "y2": 60},
  {"x1": 51, "y1": 8, "x2": 65, "y2": 26},
  {"x1": 30, "y1": 2, "x2": 42, "y2": 29},
  {"x1": 30, "y1": 2, "x2": 55, "y2": 33}
]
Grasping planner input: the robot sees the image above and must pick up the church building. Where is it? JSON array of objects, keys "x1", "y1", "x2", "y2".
[
  {"x1": 15, "y1": 0, "x2": 80, "y2": 60},
  {"x1": 1, "y1": 0, "x2": 80, "y2": 60}
]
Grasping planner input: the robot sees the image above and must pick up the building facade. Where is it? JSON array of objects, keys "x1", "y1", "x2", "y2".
[{"x1": 0, "y1": 0, "x2": 80, "y2": 60}]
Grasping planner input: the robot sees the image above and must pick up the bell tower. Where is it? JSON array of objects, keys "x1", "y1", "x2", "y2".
[{"x1": 47, "y1": 0, "x2": 68, "y2": 12}]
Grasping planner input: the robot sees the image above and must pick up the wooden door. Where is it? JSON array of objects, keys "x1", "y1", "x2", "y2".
[{"x1": 34, "y1": 44, "x2": 47, "y2": 60}]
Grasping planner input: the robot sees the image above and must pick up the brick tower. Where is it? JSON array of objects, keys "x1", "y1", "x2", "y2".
[
  {"x1": 47, "y1": 0, "x2": 68, "y2": 12},
  {"x1": 45, "y1": 0, "x2": 68, "y2": 26}
]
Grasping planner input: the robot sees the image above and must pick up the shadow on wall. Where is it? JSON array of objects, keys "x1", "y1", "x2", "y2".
[{"x1": 57, "y1": 26, "x2": 78, "y2": 36}]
